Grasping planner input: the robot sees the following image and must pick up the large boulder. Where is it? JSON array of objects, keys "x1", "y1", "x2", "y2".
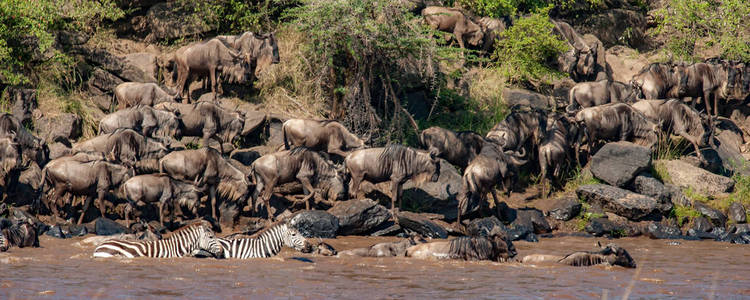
[
  {"x1": 122, "y1": 52, "x2": 158, "y2": 82},
  {"x1": 73, "y1": 47, "x2": 155, "y2": 84},
  {"x1": 1, "y1": 87, "x2": 37, "y2": 125},
  {"x1": 401, "y1": 159, "x2": 462, "y2": 220},
  {"x1": 729, "y1": 202, "x2": 747, "y2": 224},
  {"x1": 576, "y1": 184, "x2": 662, "y2": 221},
  {"x1": 95, "y1": 217, "x2": 130, "y2": 236},
  {"x1": 584, "y1": 217, "x2": 626, "y2": 237},
  {"x1": 510, "y1": 208, "x2": 551, "y2": 234},
  {"x1": 328, "y1": 199, "x2": 391, "y2": 235},
  {"x1": 631, "y1": 174, "x2": 668, "y2": 202},
  {"x1": 288, "y1": 210, "x2": 339, "y2": 238},
  {"x1": 48, "y1": 142, "x2": 72, "y2": 160},
  {"x1": 35, "y1": 113, "x2": 81, "y2": 143},
  {"x1": 502, "y1": 88, "x2": 553, "y2": 110},
  {"x1": 660, "y1": 160, "x2": 735, "y2": 196},
  {"x1": 548, "y1": 195, "x2": 582, "y2": 221},
  {"x1": 686, "y1": 216, "x2": 715, "y2": 239},
  {"x1": 645, "y1": 222, "x2": 685, "y2": 240},
  {"x1": 591, "y1": 142, "x2": 651, "y2": 187},
  {"x1": 396, "y1": 212, "x2": 448, "y2": 239},
  {"x1": 692, "y1": 201, "x2": 728, "y2": 228},
  {"x1": 87, "y1": 67, "x2": 124, "y2": 95},
  {"x1": 465, "y1": 216, "x2": 537, "y2": 242}
]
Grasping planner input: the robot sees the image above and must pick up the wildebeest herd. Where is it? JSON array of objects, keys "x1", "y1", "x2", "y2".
[{"x1": 1, "y1": 7, "x2": 749, "y2": 267}]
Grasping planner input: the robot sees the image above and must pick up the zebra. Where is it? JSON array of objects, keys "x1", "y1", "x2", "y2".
[
  {"x1": 93, "y1": 222, "x2": 224, "y2": 258},
  {"x1": 218, "y1": 221, "x2": 312, "y2": 259}
]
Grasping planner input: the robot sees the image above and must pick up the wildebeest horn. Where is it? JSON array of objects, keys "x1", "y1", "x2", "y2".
[{"x1": 597, "y1": 241, "x2": 602, "y2": 248}]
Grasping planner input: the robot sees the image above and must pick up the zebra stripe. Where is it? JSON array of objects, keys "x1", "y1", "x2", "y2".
[
  {"x1": 218, "y1": 222, "x2": 309, "y2": 259},
  {"x1": 93, "y1": 223, "x2": 222, "y2": 258},
  {"x1": 0, "y1": 230, "x2": 8, "y2": 252}
]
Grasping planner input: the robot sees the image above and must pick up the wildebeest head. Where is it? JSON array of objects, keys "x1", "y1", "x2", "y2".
[
  {"x1": 325, "y1": 165, "x2": 347, "y2": 203},
  {"x1": 226, "y1": 117, "x2": 245, "y2": 144},
  {"x1": 576, "y1": 48, "x2": 595, "y2": 77},
  {"x1": 254, "y1": 33, "x2": 280, "y2": 76},
  {"x1": 428, "y1": 153, "x2": 441, "y2": 182},
  {"x1": 220, "y1": 57, "x2": 251, "y2": 84},
  {"x1": 154, "y1": 109, "x2": 182, "y2": 139},
  {"x1": 489, "y1": 227, "x2": 517, "y2": 262},
  {"x1": 466, "y1": 24, "x2": 484, "y2": 47},
  {"x1": 599, "y1": 243, "x2": 636, "y2": 268},
  {"x1": 110, "y1": 163, "x2": 135, "y2": 188},
  {"x1": 0, "y1": 136, "x2": 22, "y2": 179}
]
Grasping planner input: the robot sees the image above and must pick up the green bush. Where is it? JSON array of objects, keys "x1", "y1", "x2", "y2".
[
  {"x1": 492, "y1": 7, "x2": 569, "y2": 84},
  {"x1": 653, "y1": 0, "x2": 750, "y2": 61},
  {"x1": 453, "y1": 0, "x2": 603, "y2": 17},
  {"x1": 192, "y1": 0, "x2": 301, "y2": 34},
  {"x1": 0, "y1": 0, "x2": 123, "y2": 85}
]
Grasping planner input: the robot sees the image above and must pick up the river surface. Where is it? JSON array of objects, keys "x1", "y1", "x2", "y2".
[{"x1": 1, "y1": 234, "x2": 749, "y2": 299}]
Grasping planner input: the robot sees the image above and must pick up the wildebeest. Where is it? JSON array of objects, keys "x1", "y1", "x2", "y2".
[
  {"x1": 337, "y1": 235, "x2": 428, "y2": 257},
  {"x1": 672, "y1": 62, "x2": 724, "y2": 118},
  {"x1": 552, "y1": 20, "x2": 594, "y2": 80},
  {"x1": 0, "y1": 137, "x2": 22, "y2": 201},
  {"x1": 39, "y1": 158, "x2": 133, "y2": 224},
  {"x1": 631, "y1": 99, "x2": 711, "y2": 161},
  {"x1": 99, "y1": 105, "x2": 181, "y2": 139},
  {"x1": 456, "y1": 143, "x2": 526, "y2": 224},
  {"x1": 72, "y1": 129, "x2": 170, "y2": 169},
  {"x1": 121, "y1": 174, "x2": 202, "y2": 227},
  {"x1": 567, "y1": 80, "x2": 637, "y2": 111},
  {"x1": 159, "y1": 147, "x2": 251, "y2": 221},
  {"x1": 0, "y1": 218, "x2": 39, "y2": 252},
  {"x1": 174, "y1": 39, "x2": 251, "y2": 101},
  {"x1": 575, "y1": 103, "x2": 659, "y2": 162},
  {"x1": 215, "y1": 32, "x2": 280, "y2": 77},
  {"x1": 478, "y1": 16, "x2": 511, "y2": 53},
  {"x1": 485, "y1": 107, "x2": 547, "y2": 157},
  {"x1": 521, "y1": 243, "x2": 636, "y2": 268},
  {"x1": 0, "y1": 113, "x2": 47, "y2": 166},
  {"x1": 422, "y1": 6, "x2": 484, "y2": 49},
  {"x1": 114, "y1": 82, "x2": 180, "y2": 110},
  {"x1": 538, "y1": 114, "x2": 579, "y2": 197},
  {"x1": 155, "y1": 101, "x2": 245, "y2": 153},
  {"x1": 251, "y1": 147, "x2": 345, "y2": 220},
  {"x1": 405, "y1": 228, "x2": 517, "y2": 262},
  {"x1": 345, "y1": 144, "x2": 440, "y2": 217},
  {"x1": 282, "y1": 119, "x2": 364, "y2": 158},
  {"x1": 419, "y1": 126, "x2": 484, "y2": 169},
  {"x1": 630, "y1": 63, "x2": 681, "y2": 100}
]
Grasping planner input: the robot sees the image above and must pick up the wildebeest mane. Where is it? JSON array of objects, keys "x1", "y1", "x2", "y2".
[
  {"x1": 447, "y1": 236, "x2": 496, "y2": 261},
  {"x1": 558, "y1": 252, "x2": 608, "y2": 266},
  {"x1": 288, "y1": 146, "x2": 337, "y2": 182},
  {"x1": 378, "y1": 144, "x2": 418, "y2": 176}
]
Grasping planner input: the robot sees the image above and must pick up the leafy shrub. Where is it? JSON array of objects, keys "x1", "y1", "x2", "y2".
[
  {"x1": 492, "y1": 7, "x2": 569, "y2": 84},
  {"x1": 192, "y1": 0, "x2": 301, "y2": 34},
  {"x1": 453, "y1": 0, "x2": 603, "y2": 17}
]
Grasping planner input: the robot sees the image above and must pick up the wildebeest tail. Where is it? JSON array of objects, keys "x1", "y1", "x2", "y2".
[{"x1": 282, "y1": 122, "x2": 290, "y2": 150}]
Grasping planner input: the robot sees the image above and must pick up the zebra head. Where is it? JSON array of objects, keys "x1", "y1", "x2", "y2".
[
  {"x1": 281, "y1": 223, "x2": 313, "y2": 253},
  {"x1": 193, "y1": 225, "x2": 225, "y2": 258},
  {"x1": 0, "y1": 230, "x2": 8, "y2": 252}
]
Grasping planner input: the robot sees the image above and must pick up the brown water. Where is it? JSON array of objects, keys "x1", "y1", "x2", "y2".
[{"x1": 1, "y1": 235, "x2": 749, "y2": 299}]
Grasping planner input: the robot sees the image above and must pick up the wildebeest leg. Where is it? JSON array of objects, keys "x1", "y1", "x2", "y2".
[
  {"x1": 158, "y1": 200, "x2": 167, "y2": 228},
  {"x1": 77, "y1": 194, "x2": 95, "y2": 225},
  {"x1": 298, "y1": 176, "x2": 315, "y2": 210},
  {"x1": 210, "y1": 67, "x2": 218, "y2": 96},
  {"x1": 348, "y1": 173, "x2": 363, "y2": 200},
  {"x1": 389, "y1": 178, "x2": 403, "y2": 220},
  {"x1": 209, "y1": 185, "x2": 218, "y2": 221},
  {"x1": 261, "y1": 176, "x2": 278, "y2": 221},
  {"x1": 491, "y1": 190, "x2": 503, "y2": 218},
  {"x1": 47, "y1": 186, "x2": 65, "y2": 221}
]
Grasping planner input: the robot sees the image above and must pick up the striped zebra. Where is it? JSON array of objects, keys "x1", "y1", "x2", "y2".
[
  {"x1": 93, "y1": 222, "x2": 224, "y2": 258},
  {"x1": 218, "y1": 221, "x2": 312, "y2": 259}
]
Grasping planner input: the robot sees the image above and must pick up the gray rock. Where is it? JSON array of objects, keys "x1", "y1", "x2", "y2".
[
  {"x1": 661, "y1": 160, "x2": 734, "y2": 196},
  {"x1": 645, "y1": 222, "x2": 683, "y2": 239},
  {"x1": 730, "y1": 223, "x2": 750, "y2": 235},
  {"x1": 95, "y1": 217, "x2": 129, "y2": 236},
  {"x1": 401, "y1": 159, "x2": 462, "y2": 220},
  {"x1": 466, "y1": 216, "x2": 537, "y2": 242},
  {"x1": 396, "y1": 211, "x2": 448, "y2": 239},
  {"x1": 55, "y1": 30, "x2": 90, "y2": 46},
  {"x1": 631, "y1": 174, "x2": 673, "y2": 213},
  {"x1": 689, "y1": 216, "x2": 714, "y2": 234},
  {"x1": 328, "y1": 199, "x2": 391, "y2": 235},
  {"x1": 289, "y1": 211, "x2": 339, "y2": 238},
  {"x1": 512, "y1": 208, "x2": 551, "y2": 234},
  {"x1": 585, "y1": 218, "x2": 625, "y2": 237},
  {"x1": 502, "y1": 88, "x2": 553, "y2": 110},
  {"x1": 123, "y1": 52, "x2": 158, "y2": 82},
  {"x1": 728, "y1": 202, "x2": 747, "y2": 224},
  {"x1": 74, "y1": 47, "x2": 154, "y2": 84},
  {"x1": 548, "y1": 195, "x2": 582, "y2": 221},
  {"x1": 692, "y1": 201, "x2": 728, "y2": 227},
  {"x1": 47, "y1": 142, "x2": 72, "y2": 160},
  {"x1": 45, "y1": 225, "x2": 71, "y2": 239},
  {"x1": 590, "y1": 142, "x2": 651, "y2": 187},
  {"x1": 576, "y1": 184, "x2": 661, "y2": 221},
  {"x1": 665, "y1": 183, "x2": 691, "y2": 207},
  {"x1": 369, "y1": 222, "x2": 402, "y2": 236},
  {"x1": 87, "y1": 67, "x2": 124, "y2": 94},
  {"x1": 552, "y1": 78, "x2": 576, "y2": 109},
  {"x1": 1, "y1": 87, "x2": 37, "y2": 125},
  {"x1": 35, "y1": 113, "x2": 81, "y2": 143}
]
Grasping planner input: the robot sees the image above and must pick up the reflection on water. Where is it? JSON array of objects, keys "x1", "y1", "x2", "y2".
[{"x1": 1, "y1": 235, "x2": 749, "y2": 299}]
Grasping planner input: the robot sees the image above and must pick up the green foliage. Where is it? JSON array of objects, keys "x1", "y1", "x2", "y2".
[
  {"x1": 653, "y1": 0, "x2": 750, "y2": 61},
  {"x1": 575, "y1": 203, "x2": 604, "y2": 231},
  {"x1": 454, "y1": 0, "x2": 602, "y2": 17},
  {"x1": 420, "y1": 88, "x2": 507, "y2": 136},
  {"x1": 563, "y1": 166, "x2": 600, "y2": 193},
  {"x1": 683, "y1": 187, "x2": 709, "y2": 203},
  {"x1": 492, "y1": 7, "x2": 569, "y2": 84},
  {"x1": 0, "y1": 0, "x2": 123, "y2": 85},
  {"x1": 651, "y1": 161, "x2": 672, "y2": 184},
  {"x1": 193, "y1": 0, "x2": 301, "y2": 34},
  {"x1": 726, "y1": 173, "x2": 750, "y2": 208},
  {"x1": 671, "y1": 204, "x2": 701, "y2": 226}
]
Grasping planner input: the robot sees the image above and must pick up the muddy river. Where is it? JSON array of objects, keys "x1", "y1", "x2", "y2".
[{"x1": 1, "y1": 235, "x2": 749, "y2": 299}]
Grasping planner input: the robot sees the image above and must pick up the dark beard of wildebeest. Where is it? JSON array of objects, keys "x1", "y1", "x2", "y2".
[
  {"x1": 251, "y1": 147, "x2": 345, "y2": 221},
  {"x1": 121, "y1": 173, "x2": 202, "y2": 228},
  {"x1": 0, "y1": 219, "x2": 39, "y2": 252},
  {"x1": 422, "y1": 6, "x2": 484, "y2": 49},
  {"x1": 93, "y1": 221, "x2": 224, "y2": 258},
  {"x1": 337, "y1": 235, "x2": 428, "y2": 257},
  {"x1": 0, "y1": 137, "x2": 22, "y2": 202},
  {"x1": 99, "y1": 105, "x2": 182, "y2": 140},
  {"x1": 574, "y1": 103, "x2": 659, "y2": 163},
  {"x1": 521, "y1": 243, "x2": 636, "y2": 268},
  {"x1": 478, "y1": 16, "x2": 511, "y2": 53},
  {"x1": 485, "y1": 107, "x2": 547, "y2": 159},
  {"x1": 405, "y1": 228, "x2": 517, "y2": 262},
  {"x1": 567, "y1": 79, "x2": 637, "y2": 111},
  {"x1": 632, "y1": 99, "x2": 711, "y2": 162},
  {"x1": 552, "y1": 19, "x2": 595, "y2": 81},
  {"x1": 456, "y1": 143, "x2": 526, "y2": 225},
  {"x1": 419, "y1": 126, "x2": 485, "y2": 169},
  {"x1": 282, "y1": 119, "x2": 365, "y2": 158},
  {"x1": 671, "y1": 62, "x2": 725, "y2": 119},
  {"x1": 214, "y1": 32, "x2": 281, "y2": 78},
  {"x1": 0, "y1": 114, "x2": 48, "y2": 167},
  {"x1": 345, "y1": 144, "x2": 440, "y2": 218},
  {"x1": 114, "y1": 82, "x2": 180, "y2": 110},
  {"x1": 154, "y1": 101, "x2": 245, "y2": 154},
  {"x1": 174, "y1": 38, "x2": 251, "y2": 101},
  {"x1": 159, "y1": 147, "x2": 250, "y2": 221},
  {"x1": 630, "y1": 63, "x2": 682, "y2": 100},
  {"x1": 538, "y1": 114, "x2": 579, "y2": 198},
  {"x1": 72, "y1": 128, "x2": 170, "y2": 172},
  {"x1": 39, "y1": 157, "x2": 134, "y2": 225},
  {"x1": 724, "y1": 61, "x2": 750, "y2": 100}
]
